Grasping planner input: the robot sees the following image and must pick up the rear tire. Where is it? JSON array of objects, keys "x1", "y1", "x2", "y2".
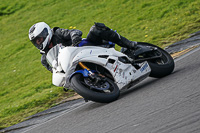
[
  {"x1": 71, "y1": 74, "x2": 120, "y2": 103},
  {"x1": 137, "y1": 42, "x2": 175, "y2": 78}
]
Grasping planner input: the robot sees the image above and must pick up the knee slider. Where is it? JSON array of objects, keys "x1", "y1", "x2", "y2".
[{"x1": 94, "y1": 22, "x2": 110, "y2": 30}]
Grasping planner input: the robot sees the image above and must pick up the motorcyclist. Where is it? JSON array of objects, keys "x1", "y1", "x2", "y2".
[{"x1": 28, "y1": 22, "x2": 137, "y2": 72}]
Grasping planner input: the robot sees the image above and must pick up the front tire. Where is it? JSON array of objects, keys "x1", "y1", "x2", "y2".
[
  {"x1": 137, "y1": 42, "x2": 175, "y2": 78},
  {"x1": 70, "y1": 74, "x2": 120, "y2": 103}
]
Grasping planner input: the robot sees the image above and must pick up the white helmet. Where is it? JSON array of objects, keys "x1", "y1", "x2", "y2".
[{"x1": 29, "y1": 22, "x2": 52, "y2": 50}]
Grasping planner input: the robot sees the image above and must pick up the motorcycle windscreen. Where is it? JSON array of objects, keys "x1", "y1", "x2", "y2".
[{"x1": 46, "y1": 45, "x2": 60, "y2": 67}]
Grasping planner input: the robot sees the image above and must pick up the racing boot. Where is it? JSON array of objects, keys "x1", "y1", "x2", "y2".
[
  {"x1": 117, "y1": 35, "x2": 137, "y2": 59},
  {"x1": 117, "y1": 35, "x2": 137, "y2": 50},
  {"x1": 105, "y1": 29, "x2": 137, "y2": 49}
]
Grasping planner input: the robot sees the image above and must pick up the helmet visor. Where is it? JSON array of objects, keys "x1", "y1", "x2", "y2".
[{"x1": 31, "y1": 28, "x2": 49, "y2": 50}]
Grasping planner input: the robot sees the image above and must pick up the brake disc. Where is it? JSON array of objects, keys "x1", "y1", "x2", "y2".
[{"x1": 84, "y1": 78, "x2": 110, "y2": 91}]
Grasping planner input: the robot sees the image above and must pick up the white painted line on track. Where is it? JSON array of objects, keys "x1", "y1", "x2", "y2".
[
  {"x1": 22, "y1": 101, "x2": 91, "y2": 133},
  {"x1": 175, "y1": 46, "x2": 200, "y2": 62}
]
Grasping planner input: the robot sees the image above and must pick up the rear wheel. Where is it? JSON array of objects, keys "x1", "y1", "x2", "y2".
[
  {"x1": 137, "y1": 42, "x2": 174, "y2": 78},
  {"x1": 70, "y1": 74, "x2": 120, "y2": 103}
]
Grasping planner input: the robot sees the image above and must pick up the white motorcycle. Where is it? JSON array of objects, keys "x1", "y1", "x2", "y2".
[{"x1": 46, "y1": 40, "x2": 174, "y2": 103}]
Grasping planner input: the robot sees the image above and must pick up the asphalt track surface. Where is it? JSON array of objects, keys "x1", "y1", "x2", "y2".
[{"x1": 18, "y1": 47, "x2": 200, "y2": 133}]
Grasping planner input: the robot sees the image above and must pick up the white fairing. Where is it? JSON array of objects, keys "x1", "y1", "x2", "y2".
[
  {"x1": 52, "y1": 71, "x2": 65, "y2": 87},
  {"x1": 46, "y1": 45, "x2": 151, "y2": 90}
]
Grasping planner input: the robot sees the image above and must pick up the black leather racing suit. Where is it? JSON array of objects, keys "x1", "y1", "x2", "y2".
[{"x1": 41, "y1": 23, "x2": 136, "y2": 72}]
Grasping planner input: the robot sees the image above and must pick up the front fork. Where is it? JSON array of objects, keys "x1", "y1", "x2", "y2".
[
  {"x1": 78, "y1": 62, "x2": 109, "y2": 93},
  {"x1": 78, "y1": 62, "x2": 95, "y2": 78},
  {"x1": 78, "y1": 62, "x2": 105, "y2": 82}
]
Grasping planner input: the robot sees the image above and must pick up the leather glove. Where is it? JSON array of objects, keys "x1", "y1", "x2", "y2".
[{"x1": 72, "y1": 36, "x2": 82, "y2": 46}]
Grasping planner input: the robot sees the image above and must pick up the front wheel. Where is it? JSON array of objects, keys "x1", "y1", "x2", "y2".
[
  {"x1": 137, "y1": 42, "x2": 175, "y2": 78},
  {"x1": 70, "y1": 74, "x2": 120, "y2": 103}
]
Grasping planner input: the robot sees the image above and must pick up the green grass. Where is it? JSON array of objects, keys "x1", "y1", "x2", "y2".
[{"x1": 0, "y1": 0, "x2": 200, "y2": 129}]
